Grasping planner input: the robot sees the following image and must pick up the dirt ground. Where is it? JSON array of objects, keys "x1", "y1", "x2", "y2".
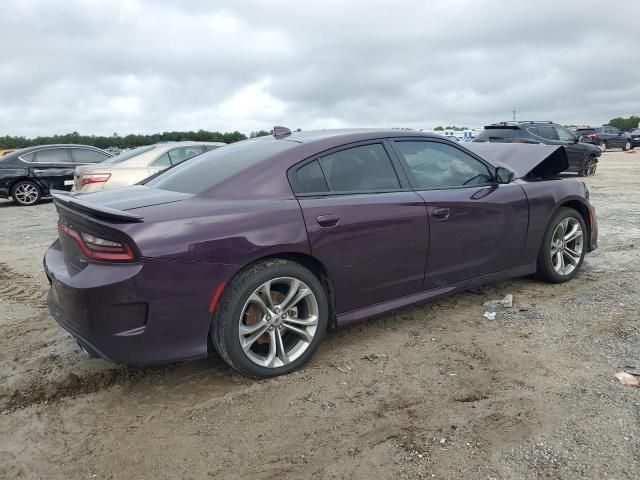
[{"x1": 1, "y1": 150, "x2": 639, "y2": 479}]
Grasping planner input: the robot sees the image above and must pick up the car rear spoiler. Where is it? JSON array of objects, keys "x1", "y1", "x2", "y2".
[
  {"x1": 464, "y1": 143, "x2": 569, "y2": 178},
  {"x1": 51, "y1": 190, "x2": 144, "y2": 223}
]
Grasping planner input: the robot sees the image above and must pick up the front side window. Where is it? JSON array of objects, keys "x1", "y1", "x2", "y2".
[
  {"x1": 168, "y1": 146, "x2": 204, "y2": 165},
  {"x1": 71, "y1": 148, "x2": 110, "y2": 163},
  {"x1": 317, "y1": 144, "x2": 400, "y2": 192},
  {"x1": 33, "y1": 148, "x2": 70, "y2": 163},
  {"x1": 554, "y1": 127, "x2": 575, "y2": 142},
  {"x1": 394, "y1": 141, "x2": 492, "y2": 189}
]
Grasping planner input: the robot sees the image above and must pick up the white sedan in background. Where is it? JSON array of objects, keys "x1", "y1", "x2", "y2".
[{"x1": 73, "y1": 141, "x2": 225, "y2": 193}]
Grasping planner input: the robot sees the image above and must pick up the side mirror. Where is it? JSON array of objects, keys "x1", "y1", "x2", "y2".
[{"x1": 495, "y1": 166, "x2": 515, "y2": 184}]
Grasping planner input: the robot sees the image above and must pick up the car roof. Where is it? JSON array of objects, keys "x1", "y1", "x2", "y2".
[
  {"x1": 97, "y1": 141, "x2": 223, "y2": 169},
  {"x1": 279, "y1": 128, "x2": 443, "y2": 145},
  {"x1": 0, "y1": 144, "x2": 108, "y2": 162},
  {"x1": 483, "y1": 121, "x2": 559, "y2": 129}
]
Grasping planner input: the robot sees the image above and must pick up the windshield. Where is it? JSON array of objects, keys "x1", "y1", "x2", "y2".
[
  {"x1": 146, "y1": 138, "x2": 296, "y2": 194},
  {"x1": 102, "y1": 145, "x2": 156, "y2": 164}
]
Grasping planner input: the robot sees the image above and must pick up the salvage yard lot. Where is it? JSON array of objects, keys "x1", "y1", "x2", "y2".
[{"x1": 1, "y1": 151, "x2": 639, "y2": 479}]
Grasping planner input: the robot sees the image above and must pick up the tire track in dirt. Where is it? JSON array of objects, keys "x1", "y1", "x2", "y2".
[{"x1": 0, "y1": 262, "x2": 47, "y2": 305}]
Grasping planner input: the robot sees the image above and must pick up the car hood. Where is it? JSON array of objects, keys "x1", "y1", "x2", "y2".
[{"x1": 464, "y1": 143, "x2": 569, "y2": 178}]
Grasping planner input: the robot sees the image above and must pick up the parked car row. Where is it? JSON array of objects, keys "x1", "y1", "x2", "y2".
[
  {"x1": 575, "y1": 125, "x2": 633, "y2": 152},
  {"x1": 0, "y1": 141, "x2": 225, "y2": 205},
  {"x1": 472, "y1": 121, "x2": 601, "y2": 176}
]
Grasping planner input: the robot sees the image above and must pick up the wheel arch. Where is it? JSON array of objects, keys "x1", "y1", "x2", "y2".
[
  {"x1": 554, "y1": 198, "x2": 592, "y2": 250},
  {"x1": 9, "y1": 176, "x2": 47, "y2": 195}
]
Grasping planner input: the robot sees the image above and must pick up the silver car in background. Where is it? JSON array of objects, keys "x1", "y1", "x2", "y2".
[{"x1": 73, "y1": 141, "x2": 225, "y2": 193}]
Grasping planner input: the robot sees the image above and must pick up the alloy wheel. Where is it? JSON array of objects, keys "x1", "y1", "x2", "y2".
[
  {"x1": 625, "y1": 141, "x2": 631, "y2": 151},
  {"x1": 550, "y1": 217, "x2": 584, "y2": 276},
  {"x1": 238, "y1": 277, "x2": 319, "y2": 368},
  {"x1": 599, "y1": 141, "x2": 607, "y2": 152},
  {"x1": 14, "y1": 183, "x2": 39, "y2": 205}
]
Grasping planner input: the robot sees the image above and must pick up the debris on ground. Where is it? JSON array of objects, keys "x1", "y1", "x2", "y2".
[
  {"x1": 483, "y1": 294, "x2": 513, "y2": 309},
  {"x1": 483, "y1": 311, "x2": 496, "y2": 321},
  {"x1": 623, "y1": 366, "x2": 639, "y2": 376},
  {"x1": 614, "y1": 372, "x2": 640, "y2": 387},
  {"x1": 362, "y1": 352, "x2": 387, "y2": 361}
]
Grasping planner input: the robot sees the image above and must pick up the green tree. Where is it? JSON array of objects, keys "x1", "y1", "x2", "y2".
[{"x1": 608, "y1": 116, "x2": 640, "y2": 131}]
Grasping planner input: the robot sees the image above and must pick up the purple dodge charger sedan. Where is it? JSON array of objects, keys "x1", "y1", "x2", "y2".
[{"x1": 44, "y1": 128, "x2": 597, "y2": 378}]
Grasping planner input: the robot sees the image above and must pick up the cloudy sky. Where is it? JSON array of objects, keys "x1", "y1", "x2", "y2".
[{"x1": 1, "y1": 0, "x2": 639, "y2": 137}]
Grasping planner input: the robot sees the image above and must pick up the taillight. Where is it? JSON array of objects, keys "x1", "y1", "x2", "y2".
[
  {"x1": 81, "y1": 173, "x2": 111, "y2": 186},
  {"x1": 589, "y1": 134, "x2": 597, "y2": 140},
  {"x1": 58, "y1": 221, "x2": 135, "y2": 261}
]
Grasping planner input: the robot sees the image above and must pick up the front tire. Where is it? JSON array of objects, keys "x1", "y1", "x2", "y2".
[
  {"x1": 623, "y1": 140, "x2": 631, "y2": 151},
  {"x1": 578, "y1": 155, "x2": 597, "y2": 177},
  {"x1": 598, "y1": 141, "x2": 607, "y2": 152},
  {"x1": 11, "y1": 180, "x2": 41, "y2": 206},
  {"x1": 210, "y1": 258, "x2": 329, "y2": 378},
  {"x1": 535, "y1": 207, "x2": 587, "y2": 283}
]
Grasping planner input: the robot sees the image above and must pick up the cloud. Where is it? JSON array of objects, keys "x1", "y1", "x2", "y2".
[{"x1": 1, "y1": 0, "x2": 639, "y2": 137}]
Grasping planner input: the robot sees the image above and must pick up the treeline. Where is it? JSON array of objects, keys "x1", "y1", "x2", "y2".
[
  {"x1": 0, "y1": 130, "x2": 248, "y2": 149},
  {"x1": 608, "y1": 116, "x2": 640, "y2": 132}
]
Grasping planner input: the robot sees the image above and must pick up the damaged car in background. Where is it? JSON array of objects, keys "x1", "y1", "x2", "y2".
[{"x1": 44, "y1": 128, "x2": 597, "y2": 378}]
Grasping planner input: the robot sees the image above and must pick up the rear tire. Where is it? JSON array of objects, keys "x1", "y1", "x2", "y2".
[
  {"x1": 535, "y1": 207, "x2": 587, "y2": 284},
  {"x1": 11, "y1": 180, "x2": 41, "y2": 206},
  {"x1": 210, "y1": 258, "x2": 329, "y2": 378}
]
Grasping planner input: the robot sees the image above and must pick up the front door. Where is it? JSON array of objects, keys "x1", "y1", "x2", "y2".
[
  {"x1": 291, "y1": 142, "x2": 428, "y2": 313},
  {"x1": 390, "y1": 139, "x2": 529, "y2": 288},
  {"x1": 27, "y1": 148, "x2": 75, "y2": 191}
]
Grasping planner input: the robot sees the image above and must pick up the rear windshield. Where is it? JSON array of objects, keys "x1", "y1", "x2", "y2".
[
  {"x1": 474, "y1": 128, "x2": 520, "y2": 141},
  {"x1": 145, "y1": 138, "x2": 296, "y2": 194},
  {"x1": 102, "y1": 145, "x2": 156, "y2": 164}
]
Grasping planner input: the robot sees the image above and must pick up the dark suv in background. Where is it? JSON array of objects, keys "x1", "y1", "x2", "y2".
[
  {"x1": 473, "y1": 121, "x2": 601, "y2": 176},
  {"x1": 575, "y1": 126, "x2": 632, "y2": 152}
]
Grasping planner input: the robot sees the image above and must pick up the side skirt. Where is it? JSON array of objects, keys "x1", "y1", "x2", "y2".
[{"x1": 336, "y1": 264, "x2": 537, "y2": 328}]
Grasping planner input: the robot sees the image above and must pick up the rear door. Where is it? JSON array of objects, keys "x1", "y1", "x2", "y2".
[
  {"x1": 553, "y1": 126, "x2": 588, "y2": 170},
  {"x1": 28, "y1": 148, "x2": 75, "y2": 191},
  {"x1": 70, "y1": 147, "x2": 110, "y2": 165},
  {"x1": 291, "y1": 141, "x2": 428, "y2": 314},
  {"x1": 390, "y1": 139, "x2": 529, "y2": 288}
]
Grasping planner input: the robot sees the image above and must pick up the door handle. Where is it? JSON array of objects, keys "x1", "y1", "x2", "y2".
[
  {"x1": 432, "y1": 207, "x2": 451, "y2": 220},
  {"x1": 316, "y1": 214, "x2": 340, "y2": 228}
]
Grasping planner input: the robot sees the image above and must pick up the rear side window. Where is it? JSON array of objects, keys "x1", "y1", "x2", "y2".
[
  {"x1": 531, "y1": 126, "x2": 557, "y2": 140},
  {"x1": 204, "y1": 144, "x2": 223, "y2": 152},
  {"x1": 71, "y1": 148, "x2": 109, "y2": 163},
  {"x1": 146, "y1": 138, "x2": 296, "y2": 194},
  {"x1": 394, "y1": 141, "x2": 492, "y2": 189},
  {"x1": 317, "y1": 144, "x2": 400, "y2": 192},
  {"x1": 474, "y1": 128, "x2": 519, "y2": 141},
  {"x1": 294, "y1": 160, "x2": 329, "y2": 194},
  {"x1": 151, "y1": 152, "x2": 172, "y2": 169},
  {"x1": 33, "y1": 148, "x2": 70, "y2": 163},
  {"x1": 168, "y1": 146, "x2": 204, "y2": 165}
]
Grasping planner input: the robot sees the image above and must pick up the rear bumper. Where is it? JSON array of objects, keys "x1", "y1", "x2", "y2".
[{"x1": 44, "y1": 240, "x2": 239, "y2": 364}]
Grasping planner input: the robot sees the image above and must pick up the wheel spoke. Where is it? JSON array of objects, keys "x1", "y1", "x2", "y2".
[
  {"x1": 264, "y1": 329, "x2": 277, "y2": 367},
  {"x1": 239, "y1": 318, "x2": 268, "y2": 335},
  {"x1": 564, "y1": 224, "x2": 582, "y2": 243},
  {"x1": 563, "y1": 250, "x2": 580, "y2": 266},
  {"x1": 282, "y1": 321, "x2": 314, "y2": 343},
  {"x1": 240, "y1": 322, "x2": 270, "y2": 351},
  {"x1": 248, "y1": 293, "x2": 273, "y2": 316},
  {"x1": 282, "y1": 287, "x2": 312, "y2": 312},
  {"x1": 282, "y1": 314, "x2": 318, "y2": 327},
  {"x1": 274, "y1": 328, "x2": 289, "y2": 365},
  {"x1": 257, "y1": 281, "x2": 273, "y2": 309},
  {"x1": 276, "y1": 279, "x2": 300, "y2": 310}
]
